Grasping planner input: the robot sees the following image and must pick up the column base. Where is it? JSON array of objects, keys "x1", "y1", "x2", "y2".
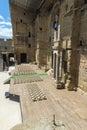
[
  {"x1": 56, "y1": 82, "x2": 65, "y2": 89},
  {"x1": 65, "y1": 80, "x2": 77, "y2": 91}
]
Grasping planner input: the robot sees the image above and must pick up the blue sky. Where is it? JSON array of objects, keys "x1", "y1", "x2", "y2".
[{"x1": 0, "y1": 0, "x2": 12, "y2": 39}]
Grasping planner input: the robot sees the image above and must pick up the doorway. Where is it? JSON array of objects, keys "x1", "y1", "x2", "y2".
[
  {"x1": 52, "y1": 51, "x2": 53, "y2": 68},
  {"x1": 54, "y1": 53, "x2": 57, "y2": 79},
  {"x1": 62, "y1": 50, "x2": 67, "y2": 73},
  {"x1": 9, "y1": 53, "x2": 14, "y2": 66},
  {"x1": 21, "y1": 53, "x2": 27, "y2": 63}
]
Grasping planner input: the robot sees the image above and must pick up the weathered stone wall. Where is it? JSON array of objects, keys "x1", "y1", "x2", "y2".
[
  {"x1": 0, "y1": 39, "x2": 13, "y2": 53},
  {"x1": 35, "y1": 14, "x2": 51, "y2": 67},
  {"x1": 10, "y1": 0, "x2": 87, "y2": 92},
  {"x1": 60, "y1": 0, "x2": 74, "y2": 38},
  {"x1": 0, "y1": 38, "x2": 14, "y2": 70},
  {"x1": 80, "y1": 6, "x2": 87, "y2": 41},
  {"x1": 10, "y1": 4, "x2": 35, "y2": 64},
  {"x1": 78, "y1": 51, "x2": 87, "y2": 92},
  {"x1": 78, "y1": 6, "x2": 87, "y2": 92},
  {"x1": 0, "y1": 55, "x2": 3, "y2": 71}
]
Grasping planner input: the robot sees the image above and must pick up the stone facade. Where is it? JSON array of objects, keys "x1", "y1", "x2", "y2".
[
  {"x1": 10, "y1": 4, "x2": 35, "y2": 64},
  {"x1": 0, "y1": 39, "x2": 13, "y2": 53},
  {"x1": 78, "y1": 1, "x2": 87, "y2": 92},
  {"x1": 0, "y1": 39, "x2": 14, "y2": 71},
  {"x1": 10, "y1": 0, "x2": 87, "y2": 92}
]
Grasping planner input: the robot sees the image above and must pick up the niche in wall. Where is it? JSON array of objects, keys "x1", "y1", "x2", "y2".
[{"x1": 28, "y1": 44, "x2": 31, "y2": 48}]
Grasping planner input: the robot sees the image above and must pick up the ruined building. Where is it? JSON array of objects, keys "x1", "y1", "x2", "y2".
[
  {"x1": 0, "y1": 39, "x2": 14, "y2": 71},
  {"x1": 9, "y1": 0, "x2": 87, "y2": 92}
]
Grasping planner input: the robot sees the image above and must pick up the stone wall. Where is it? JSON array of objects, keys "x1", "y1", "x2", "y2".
[
  {"x1": 78, "y1": 51, "x2": 87, "y2": 92},
  {"x1": 0, "y1": 39, "x2": 13, "y2": 53},
  {"x1": 10, "y1": 4, "x2": 35, "y2": 64},
  {"x1": 10, "y1": 0, "x2": 87, "y2": 92},
  {"x1": 35, "y1": 14, "x2": 51, "y2": 67},
  {"x1": 0, "y1": 55, "x2": 3, "y2": 71},
  {"x1": 60, "y1": 0, "x2": 74, "y2": 38},
  {"x1": 78, "y1": 5, "x2": 87, "y2": 92}
]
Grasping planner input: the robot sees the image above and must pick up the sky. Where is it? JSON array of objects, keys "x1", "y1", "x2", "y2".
[{"x1": 0, "y1": 0, "x2": 12, "y2": 39}]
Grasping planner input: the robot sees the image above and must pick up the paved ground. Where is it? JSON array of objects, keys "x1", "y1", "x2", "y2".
[
  {"x1": 0, "y1": 71, "x2": 22, "y2": 130},
  {"x1": 10, "y1": 64, "x2": 87, "y2": 130}
]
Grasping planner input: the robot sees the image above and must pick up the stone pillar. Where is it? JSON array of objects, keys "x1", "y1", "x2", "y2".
[
  {"x1": 55, "y1": 51, "x2": 62, "y2": 82},
  {"x1": 67, "y1": 50, "x2": 71, "y2": 73},
  {"x1": 67, "y1": 8, "x2": 81, "y2": 90},
  {"x1": 56, "y1": 51, "x2": 64, "y2": 89},
  {"x1": 56, "y1": 45, "x2": 65, "y2": 89},
  {"x1": 67, "y1": 50, "x2": 80, "y2": 90},
  {"x1": 54, "y1": 31, "x2": 56, "y2": 42},
  {"x1": 58, "y1": 25, "x2": 60, "y2": 41},
  {"x1": 53, "y1": 53, "x2": 55, "y2": 78},
  {"x1": 53, "y1": 52, "x2": 57, "y2": 79},
  {"x1": 59, "y1": 51, "x2": 62, "y2": 79},
  {"x1": 35, "y1": 14, "x2": 49, "y2": 67}
]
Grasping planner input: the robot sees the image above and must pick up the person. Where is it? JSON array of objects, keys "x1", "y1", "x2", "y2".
[{"x1": 10, "y1": 57, "x2": 14, "y2": 66}]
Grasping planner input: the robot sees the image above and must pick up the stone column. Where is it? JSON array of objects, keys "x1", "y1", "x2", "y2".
[
  {"x1": 53, "y1": 52, "x2": 56, "y2": 79},
  {"x1": 67, "y1": 50, "x2": 71, "y2": 73},
  {"x1": 56, "y1": 51, "x2": 64, "y2": 89},
  {"x1": 67, "y1": 50, "x2": 80, "y2": 90},
  {"x1": 58, "y1": 25, "x2": 60, "y2": 41},
  {"x1": 59, "y1": 51, "x2": 62, "y2": 79},
  {"x1": 67, "y1": 8, "x2": 81, "y2": 90},
  {"x1": 35, "y1": 14, "x2": 49, "y2": 67},
  {"x1": 54, "y1": 31, "x2": 56, "y2": 42},
  {"x1": 52, "y1": 53, "x2": 54, "y2": 78}
]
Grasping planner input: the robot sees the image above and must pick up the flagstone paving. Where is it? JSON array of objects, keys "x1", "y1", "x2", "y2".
[{"x1": 10, "y1": 65, "x2": 87, "y2": 130}]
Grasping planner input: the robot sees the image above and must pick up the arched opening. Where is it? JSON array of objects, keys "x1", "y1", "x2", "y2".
[
  {"x1": 49, "y1": 2, "x2": 61, "y2": 82},
  {"x1": 49, "y1": 3, "x2": 60, "y2": 67}
]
